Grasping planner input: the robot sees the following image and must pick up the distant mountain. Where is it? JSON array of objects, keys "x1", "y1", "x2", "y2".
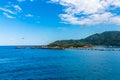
[
  {"x1": 48, "y1": 31, "x2": 120, "y2": 48},
  {"x1": 81, "y1": 31, "x2": 120, "y2": 46}
]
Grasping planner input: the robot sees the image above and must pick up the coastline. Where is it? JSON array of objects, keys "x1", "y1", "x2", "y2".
[{"x1": 16, "y1": 46, "x2": 120, "y2": 51}]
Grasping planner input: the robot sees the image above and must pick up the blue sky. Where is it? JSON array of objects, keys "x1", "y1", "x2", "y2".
[{"x1": 0, "y1": 0, "x2": 120, "y2": 45}]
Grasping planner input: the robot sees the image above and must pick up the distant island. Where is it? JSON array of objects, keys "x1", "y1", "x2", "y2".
[
  {"x1": 16, "y1": 31, "x2": 120, "y2": 49},
  {"x1": 46, "y1": 31, "x2": 120, "y2": 49}
]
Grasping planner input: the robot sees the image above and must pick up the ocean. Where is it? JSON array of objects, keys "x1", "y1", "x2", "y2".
[{"x1": 0, "y1": 46, "x2": 120, "y2": 80}]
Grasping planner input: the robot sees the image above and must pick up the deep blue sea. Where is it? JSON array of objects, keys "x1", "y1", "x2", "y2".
[{"x1": 0, "y1": 46, "x2": 120, "y2": 80}]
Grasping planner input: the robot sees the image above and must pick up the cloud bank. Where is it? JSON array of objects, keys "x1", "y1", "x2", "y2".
[{"x1": 51, "y1": 0, "x2": 120, "y2": 26}]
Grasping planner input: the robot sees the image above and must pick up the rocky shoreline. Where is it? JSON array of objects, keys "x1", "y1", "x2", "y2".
[{"x1": 16, "y1": 46, "x2": 120, "y2": 51}]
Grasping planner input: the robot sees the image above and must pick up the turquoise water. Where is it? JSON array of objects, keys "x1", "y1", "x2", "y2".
[{"x1": 0, "y1": 47, "x2": 120, "y2": 80}]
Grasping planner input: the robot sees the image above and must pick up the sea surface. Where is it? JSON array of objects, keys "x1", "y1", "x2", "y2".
[{"x1": 0, "y1": 46, "x2": 120, "y2": 80}]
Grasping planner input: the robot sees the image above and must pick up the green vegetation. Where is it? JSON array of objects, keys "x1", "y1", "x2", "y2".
[
  {"x1": 48, "y1": 40, "x2": 92, "y2": 48},
  {"x1": 81, "y1": 31, "x2": 120, "y2": 46},
  {"x1": 48, "y1": 31, "x2": 120, "y2": 48}
]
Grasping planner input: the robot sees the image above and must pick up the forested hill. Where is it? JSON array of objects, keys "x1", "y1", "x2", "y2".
[
  {"x1": 48, "y1": 31, "x2": 120, "y2": 48},
  {"x1": 80, "y1": 31, "x2": 120, "y2": 46}
]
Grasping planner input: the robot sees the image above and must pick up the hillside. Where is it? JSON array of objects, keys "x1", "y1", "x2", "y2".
[
  {"x1": 81, "y1": 31, "x2": 120, "y2": 46},
  {"x1": 48, "y1": 31, "x2": 120, "y2": 48},
  {"x1": 48, "y1": 40, "x2": 92, "y2": 48}
]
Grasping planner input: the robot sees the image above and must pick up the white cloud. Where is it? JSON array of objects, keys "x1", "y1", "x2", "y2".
[
  {"x1": 3, "y1": 12, "x2": 15, "y2": 18},
  {"x1": 25, "y1": 14, "x2": 34, "y2": 17},
  {"x1": 17, "y1": 0, "x2": 34, "y2": 2},
  {"x1": 0, "y1": 2, "x2": 23, "y2": 19},
  {"x1": 13, "y1": 5, "x2": 22, "y2": 12},
  {"x1": 51, "y1": 0, "x2": 120, "y2": 25},
  {"x1": 0, "y1": 7, "x2": 15, "y2": 14},
  {"x1": 0, "y1": 1, "x2": 35, "y2": 19},
  {"x1": 17, "y1": 0, "x2": 26, "y2": 2}
]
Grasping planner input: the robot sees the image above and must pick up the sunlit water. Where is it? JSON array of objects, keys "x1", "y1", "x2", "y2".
[{"x1": 0, "y1": 46, "x2": 120, "y2": 80}]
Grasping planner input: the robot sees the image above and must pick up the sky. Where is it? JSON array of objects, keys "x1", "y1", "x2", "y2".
[{"x1": 0, "y1": 0, "x2": 120, "y2": 45}]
